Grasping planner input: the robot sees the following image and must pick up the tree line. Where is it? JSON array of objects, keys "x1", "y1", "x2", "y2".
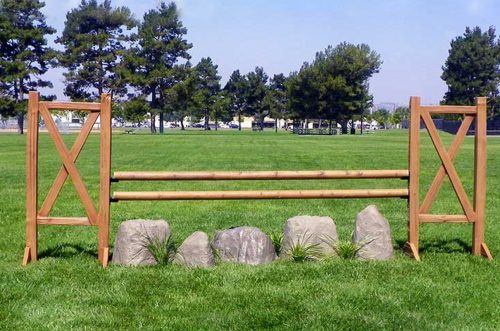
[{"x1": 1, "y1": 0, "x2": 499, "y2": 134}]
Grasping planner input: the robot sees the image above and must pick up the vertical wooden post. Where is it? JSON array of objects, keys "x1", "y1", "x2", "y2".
[
  {"x1": 24, "y1": 91, "x2": 39, "y2": 265},
  {"x1": 473, "y1": 97, "x2": 491, "y2": 259},
  {"x1": 407, "y1": 96, "x2": 421, "y2": 261},
  {"x1": 98, "y1": 93, "x2": 112, "y2": 267}
]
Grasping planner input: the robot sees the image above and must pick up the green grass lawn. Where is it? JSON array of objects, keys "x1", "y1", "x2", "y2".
[{"x1": 0, "y1": 129, "x2": 499, "y2": 330}]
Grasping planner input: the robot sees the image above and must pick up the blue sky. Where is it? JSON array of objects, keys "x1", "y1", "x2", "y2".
[{"x1": 41, "y1": 0, "x2": 500, "y2": 105}]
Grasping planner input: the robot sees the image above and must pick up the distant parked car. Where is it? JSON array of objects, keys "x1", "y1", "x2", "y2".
[
  {"x1": 191, "y1": 123, "x2": 204, "y2": 128},
  {"x1": 229, "y1": 123, "x2": 239, "y2": 129}
]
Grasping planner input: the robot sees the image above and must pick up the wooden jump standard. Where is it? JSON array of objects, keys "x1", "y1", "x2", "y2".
[{"x1": 23, "y1": 92, "x2": 492, "y2": 267}]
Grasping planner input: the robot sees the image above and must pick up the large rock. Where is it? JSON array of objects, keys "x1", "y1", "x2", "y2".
[
  {"x1": 212, "y1": 226, "x2": 276, "y2": 265},
  {"x1": 174, "y1": 231, "x2": 215, "y2": 268},
  {"x1": 281, "y1": 216, "x2": 338, "y2": 259},
  {"x1": 353, "y1": 205, "x2": 394, "y2": 260},
  {"x1": 112, "y1": 220, "x2": 171, "y2": 266}
]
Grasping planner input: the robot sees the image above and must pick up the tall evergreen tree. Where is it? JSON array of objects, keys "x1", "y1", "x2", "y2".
[
  {"x1": 266, "y1": 73, "x2": 288, "y2": 132},
  {"x1": 56, "y1": 0, "x2": 136, "y2": 101},
  {"x1": 122, "y1": 1, "x2": 192, "y2": 133},
  {"x1": 0, "y1": 0, "x2": 56, "y2": 134},
  {"x1": 224, "y1": 70, "x2": 248, "y2": 131},
  {"x1": 313, "y1": 43, "x2": 382, "y2": 133},
  {"x1": 191, "y1": 57, "x2": 221, "y2": 130},
  {"x1": 441, "y1": 26, "x2": 500, "y2": 117},
  {"x1": 166, "y1": 63, "x2": 194, "y2": 130},
  {"x1": 246, "y1": 66, "x2": 269, "y2": 130}
]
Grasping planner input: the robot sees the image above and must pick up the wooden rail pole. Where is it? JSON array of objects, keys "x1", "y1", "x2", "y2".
[
  {"x1": 407, "y1": 96, "x2": 421, "y2": 261},
  {"x1": 113, "y1": 170, "x2": 410, "y2": 181},
  {"x1": 23, "y1": 91, "x2": 40, "y2": 265},
  {"x1": 112, "y1": 189, "x2": 409, "y2": 201},
  {"x1": 98, "y1": 93, "x2": 112, "y2": 267},
  {"x1": 473, "y1": 97, "x2": 492, "y2": 259}
]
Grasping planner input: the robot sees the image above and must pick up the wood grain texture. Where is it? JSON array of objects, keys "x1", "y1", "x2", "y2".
[
  {"x1": 38, "y1": 112, "x2": 99, "y2": 217},
  {"x1": 113, "y1": 169, "x2": 410, "y2": 181},
  {"x1": 39, "y1": 105, "x2": 98, "y2": 224},
  {"x1": 420, "y1": 115, "x2": 474, "y2": 213},
  {"x1": 24, "y1": 91, "x2": 40, "y2": 265},
  {"x1": 98, "y1": 93, "x2": 112, "y2": 266},
  {"x1": 407, "y1": 96, "x2": 421, "y2": 259},
  {"x1": 421, "y1": 111, "x2": 476, "y2": 221},
  {"x1": 473, "y1": 97, "x2": 487, "y2": 256}
]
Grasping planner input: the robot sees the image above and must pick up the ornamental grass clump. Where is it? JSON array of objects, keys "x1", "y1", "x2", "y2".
[
  {"x1": 147, "y1": 235, "x2": 176, "y2": 265},
  {"x1": 270, "y1": 232, "x2": 284, "y2": 255}
]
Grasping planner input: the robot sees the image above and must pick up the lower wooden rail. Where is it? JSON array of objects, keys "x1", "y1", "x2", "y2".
[
  {"x1": 112, "y1": 169, "x2": 410, "y2": 181},
  {"x1": 112, "y1": 188, "x2": 409, "y2": 201}
]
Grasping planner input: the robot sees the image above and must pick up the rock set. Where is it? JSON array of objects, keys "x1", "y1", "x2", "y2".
[{"x1": 111, "y1": 205, "x2": 394, "y2": 267}]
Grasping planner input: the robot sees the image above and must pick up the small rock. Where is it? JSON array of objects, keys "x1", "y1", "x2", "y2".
[
  {"x1": 212, "y1": 226, "x2": 276, "y2": 265},
  {"x1": 280, "y1": 216, "x2": 338, "y2": 259},
  {"x1": 353, "y1": 205, "x2": 394, "y2": 260},
  {"x1": 174, "y1": 231, "x2": 215, "y2": 268},
  {"x1": 112, "y1": 220, "x2": 171, "y2": 266}
]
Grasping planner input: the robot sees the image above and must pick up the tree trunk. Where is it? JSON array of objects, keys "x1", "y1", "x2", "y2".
[
  {"x1": 215, "y1": 115, "x2": 218, "y2": 131},
  {"x1": 17, "y1": 113, "x2": 24, "y2": 135},
  {"x1": 238, "y1": 111, "x2": 242, "y2": 131},
  {"x1": 361, "y1": 113, "x2": 364, "y2": 135},
  {"x1": 275, "y1": 118, "x2": 278, "y2": 133},
  {"x1": 204, "y1": 109, "x2": 209, "y2": 130},
  {"x1": 159, "y1": 112, "x2": 164, "y2": 134},
  {"x1": 180, "y1": 118, "x2": 185, "y2": 130},
  {"x1": 340, "y1": 120, "x2": 348, "y2": 134},
  {"x1": 150, "y1": 113, "x2": 156, "y2": 134}
]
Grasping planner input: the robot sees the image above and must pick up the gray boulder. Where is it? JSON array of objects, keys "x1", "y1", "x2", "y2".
[
  {"x1": 353, "y1": 205, "x2": 394, "y2": 260},
  {"x1": 174, "y1": 231, "x2": 215, "y2": 268},
  {"x1": 212, "y1": 226, "x2": 276, "y2": 265},
  {"x1": 112, "y1": 220, "x2": 171, "y2": 266},
  {"x1": 281, "y1": 216, "x2": 338, "y2": 259}
]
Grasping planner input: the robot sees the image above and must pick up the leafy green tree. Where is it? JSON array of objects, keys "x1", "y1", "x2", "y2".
[
  {"x1": 166, "y1": 63, "x2": 195, "y2": 130},
  {"x1": 211, "y1": 91, "x2": 231, "y2": 130},
  {"x1": 287, "y1": 64, "x2": 321, "y2": 128},
  {"x1": 314, "y1": 43, "x2": 382, "y2": 133},
  {"x1": 122, "y1": 1, "x2": 191, "y2": 133},
  {"x1": 115, "y1": 96, "x2": 150, "y2": 126},
  {"x1": 224, "y1": 70, "x2": 248, "y2": 130},
  {"x1": 386, "y1": 106, "x2": 409, "y2": 129},
  {"x1": 442, "y1": 26, "x2": 500, "y2": 117},
  {"x1": 246, "y1": 67, "x2": 269, "y2": 130},
  {"x1": 372, "y1": 108, "x2": 390, "y2": 129},
  {"x1": 57, "y1": 0, "x2": 136, "y2": 101},
  {"x1": 191, "y1": 57, "x2": 221, "y2": 130},
  {"x1": 0, "y1": 0, "x2": 56, "y2": 134},
  {"x1": 266, "y1": 73, "x2": 288, "y2": 132}
]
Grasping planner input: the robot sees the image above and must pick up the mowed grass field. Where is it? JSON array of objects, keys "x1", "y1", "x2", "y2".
[{"x1": 0, "y1": 129, "x2": 499, "y2": 330}]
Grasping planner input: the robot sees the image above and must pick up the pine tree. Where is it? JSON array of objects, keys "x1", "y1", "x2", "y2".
[
  {"x1": 121, "y1": 1, "x2": 192, "y2": 133},
  {"x1": 442, "y1": 26, "x2": 500, "y2": 117},
  {"x1": 0, "y1": 0, "x2": 56, "y2": 134},
  {"x1": 191, "y1": 57, "x2": 221, "y2": 130},
  {"x1": 56, "y1": 0, "x2": 136, "y2": 101}
]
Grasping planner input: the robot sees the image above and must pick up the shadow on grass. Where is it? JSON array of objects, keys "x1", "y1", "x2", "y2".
[
  {"x1": 395, "y1": 238, "x2": 471, "y2": 254},
  {"x1": 39, "y1": 243, "x2": 98, "y2": 259}
]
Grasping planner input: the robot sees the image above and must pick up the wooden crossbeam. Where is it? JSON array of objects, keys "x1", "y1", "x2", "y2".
[
  {"x1": 39, "y1": 104, "x2": 98, "y2": 224},
  {"x1": 421, "y1": 111, "x2": 476, "y2": 221},
  {"x1": 38, "y1": 112, "x2": 99, "y2": 217},
  {"x1": 40, "y1": 101, "x2": 101, "y2": 111},
  {"x1": 420, "y1": 115, "x2": 474, "y2": 213}
]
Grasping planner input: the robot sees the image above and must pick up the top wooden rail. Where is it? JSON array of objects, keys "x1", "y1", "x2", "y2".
[
  {"x1": 420, "y1": 105, "x2": 476, "y2": 114},
  {"x1": 39, "y1": 101, "x2": 101, "y2": 111},
  {"x1": 112, "y1": 169, "x2": 410, "y2": 181}
]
